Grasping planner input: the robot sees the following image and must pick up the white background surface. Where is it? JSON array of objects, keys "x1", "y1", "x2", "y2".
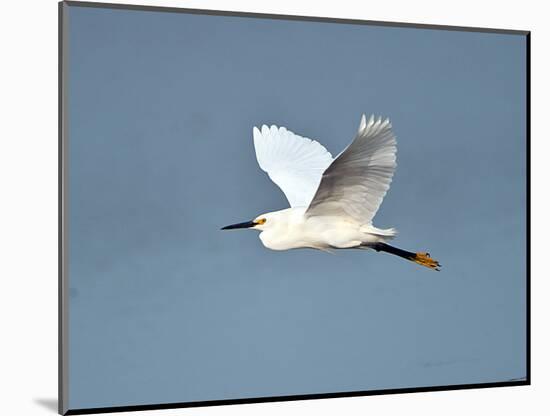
[{"x1": 0, "y1": 0, "x2": 546, "y2": 414}]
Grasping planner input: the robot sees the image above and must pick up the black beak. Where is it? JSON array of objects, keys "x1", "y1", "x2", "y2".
[{"x1": 221, "y1": 220, "x2": 256, "y2": 230}]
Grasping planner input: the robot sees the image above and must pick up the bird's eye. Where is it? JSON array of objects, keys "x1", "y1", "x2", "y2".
[{"x1": 256, "y1": 218, "x2": 266, "y2": 225}]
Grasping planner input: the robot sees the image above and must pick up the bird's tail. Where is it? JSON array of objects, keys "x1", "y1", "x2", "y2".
[
  {"x1": 365, "y1": 242, "x2": 441, "y2": 271},
  {"x1": 361, "y1": 225, "x2": 398, "y2": 239}
]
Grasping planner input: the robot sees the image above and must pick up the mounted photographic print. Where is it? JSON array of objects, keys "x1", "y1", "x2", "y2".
[{"x1": 59, "y1": 1, "x2": 530, "y2": 414}]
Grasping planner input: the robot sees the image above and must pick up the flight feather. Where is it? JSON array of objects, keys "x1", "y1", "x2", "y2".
[
  {"x1": 253, "y1": 125, "x2": 333, "y2": 208},
  {"x1": 305, "y1": 115, "x2": 397, "y2": 224}
]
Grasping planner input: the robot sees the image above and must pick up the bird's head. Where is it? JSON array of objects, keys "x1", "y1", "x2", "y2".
[{"x1": 221, "y1": 212, "x2": 274, "y2": 232}]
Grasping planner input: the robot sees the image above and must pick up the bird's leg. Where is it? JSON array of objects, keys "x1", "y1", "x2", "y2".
[{"x1": 367, "y1": 242, "x2": 441, "y2": 271}]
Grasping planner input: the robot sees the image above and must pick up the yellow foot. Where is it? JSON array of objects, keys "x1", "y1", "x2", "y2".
[{"x1": 412, "y1": 252, "x2": 441, "y2": 271}]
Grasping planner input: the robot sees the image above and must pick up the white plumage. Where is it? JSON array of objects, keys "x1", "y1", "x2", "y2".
[
  {"x1": 253, "y1": 125, "x2": 333, "y2": 208},
  {"x1": 307, "y1": 115, "x2": 396, "y2": 225},
  {"x1": 222, "y1": 114, "x2": 440, "y2": 270}
]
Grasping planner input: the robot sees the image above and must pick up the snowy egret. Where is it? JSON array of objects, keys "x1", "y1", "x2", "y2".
[{"x1": 222, "y1": 114, "x2": 440, "y2": 271}]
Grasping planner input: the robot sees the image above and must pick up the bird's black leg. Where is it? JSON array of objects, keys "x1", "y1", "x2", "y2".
[{"x1": 365, "y1": 242, "x2": 441, "y2": 271}]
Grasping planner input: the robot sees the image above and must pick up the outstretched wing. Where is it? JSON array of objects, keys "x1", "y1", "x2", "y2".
[
  {"x1": 306, "y1": 115, "x2": 397, "y2": 224},
  {"x1": 253, "y1": 125, "x2": 333, "y2": 208}
]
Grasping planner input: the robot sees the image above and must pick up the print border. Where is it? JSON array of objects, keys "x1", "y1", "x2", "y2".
[{"x1": 59, "y1": 1, "x2": 530, "y2": 414}]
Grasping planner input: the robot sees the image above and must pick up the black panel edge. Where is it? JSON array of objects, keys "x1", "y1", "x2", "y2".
[{"x1": 65, "y1": 380, "x2": 529, "y2": 415}]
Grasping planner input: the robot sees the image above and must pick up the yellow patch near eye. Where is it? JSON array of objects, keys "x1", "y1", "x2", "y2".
[{"x1": 256, "y1": 218, "x2": 266, "y2": 225}]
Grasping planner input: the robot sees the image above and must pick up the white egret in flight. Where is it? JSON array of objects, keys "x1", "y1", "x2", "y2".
[{"x1": 222, "y1": 115, "x2": 440, "y2": 271}]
